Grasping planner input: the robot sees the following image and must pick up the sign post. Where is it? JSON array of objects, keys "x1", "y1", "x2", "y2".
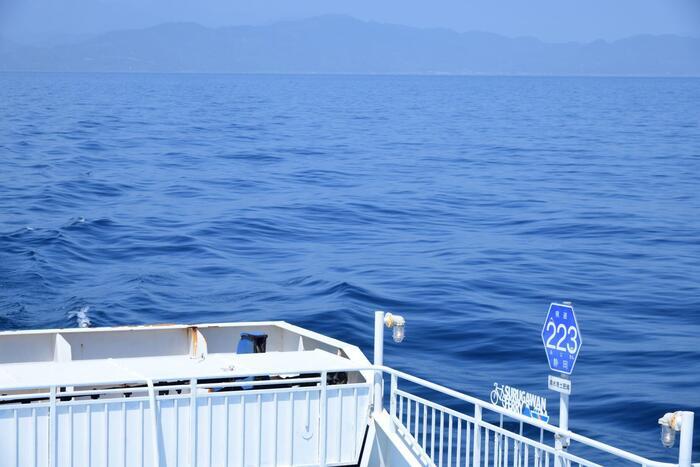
[{"x1": 541, "y1": 301, "x2": 582, "y2": 466}]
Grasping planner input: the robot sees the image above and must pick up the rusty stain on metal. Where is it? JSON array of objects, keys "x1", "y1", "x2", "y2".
[{"x1": 189, "y1": 326, "x2": 198, "y2": 357}]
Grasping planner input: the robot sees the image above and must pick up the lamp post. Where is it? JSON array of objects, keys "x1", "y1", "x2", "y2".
[
  {"x1": 659, "y1": 411, "x2": 695, "y2": 466},
  {"x1": 373, "y1": 310, "x2": 406, "y2": 416}
]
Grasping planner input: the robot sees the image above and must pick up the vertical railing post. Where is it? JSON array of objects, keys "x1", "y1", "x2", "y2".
[
  {"x1": 319, "y1": 371, "x2": 328, "y2": 467},
  {"x1": 49, "y1": 386, "x2": 56, "y2": 467},
  {"x1": 678, "y1": 411, "x2": 694, "y2": 467},
  {"x1": 555, "y1": 378, "x2": 570, "y2": 467},
  {"x1": 473, "y1": 405, "x2": 482, "y2": 467},
  {"x1": 389, "y1": 373, "x2": 398, "y2": 420},
  {"x1": 373, "y1": 311, "x2": 385, "y2": 417},
  {"x1": 189, "y1": 378, "x2": 197, "y2": 467},
  {"x1": 146, "y1": 379, "x2": 161, "y2": 467}
]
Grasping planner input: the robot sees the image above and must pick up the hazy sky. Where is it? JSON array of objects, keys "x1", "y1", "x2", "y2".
[{"x1": 2, "y1": 0, "x2": 699, "y2": 44}]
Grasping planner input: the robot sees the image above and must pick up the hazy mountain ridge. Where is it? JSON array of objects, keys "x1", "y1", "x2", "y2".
[{"x1": 1, "y1": 15, "x2": 698, "y2": 75}]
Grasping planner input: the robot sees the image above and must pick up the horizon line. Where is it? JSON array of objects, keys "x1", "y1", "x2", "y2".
[{"x1": 2, "y1": 70, "x2": 699, "y2": 79}]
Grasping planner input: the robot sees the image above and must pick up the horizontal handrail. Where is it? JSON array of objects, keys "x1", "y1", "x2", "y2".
[{"x1": 0, "y1": 367, "x2": 360, "y2": 393}]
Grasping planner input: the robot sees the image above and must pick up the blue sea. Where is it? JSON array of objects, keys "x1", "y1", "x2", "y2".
[{"x1": 1, "y1": 73, "x2": 699, "y2": 460}]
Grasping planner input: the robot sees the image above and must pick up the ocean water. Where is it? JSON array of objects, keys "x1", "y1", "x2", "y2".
[{"x1": 1, "y1": 73, "x2": 699, "y2": 460}]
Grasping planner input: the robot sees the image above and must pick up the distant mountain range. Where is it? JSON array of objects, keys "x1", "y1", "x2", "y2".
[{"x1": 1, "y1": 15, "x2": 699, "y2": 75}]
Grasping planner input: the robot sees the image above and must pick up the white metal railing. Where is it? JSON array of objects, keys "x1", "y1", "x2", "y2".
[
  {"x1": 0, "y1": 364, "x2": 695, "y2": 467},
  {"x1": 0, "y1": 368, "x2": 371, "y2": 467},
  {"x1": 382, "y1": 366, "x2": 695, "y2": 467},
  {"x1": 391, "y1": 385, "x2": 596, "y2": 467}
]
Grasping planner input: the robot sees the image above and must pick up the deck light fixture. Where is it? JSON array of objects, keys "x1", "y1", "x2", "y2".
[
  {"x1": 658, "y1": 412, "x2": 682, "y2": 448},
  {"x1": 661, "y1": 423, "x2": 675, "y2": 448},
  {"x1": 384, "y1": 312, "x2": 406, "y2": 343}
]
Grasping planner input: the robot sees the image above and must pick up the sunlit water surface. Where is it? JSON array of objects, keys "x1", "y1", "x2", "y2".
[{"x1": 1, "y1": 73, "x2": 699, "y2": 460}]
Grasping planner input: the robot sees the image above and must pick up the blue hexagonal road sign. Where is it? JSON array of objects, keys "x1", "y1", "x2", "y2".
[{"x1": 541, "y1": 303, "x2": 582, "y2": 375}]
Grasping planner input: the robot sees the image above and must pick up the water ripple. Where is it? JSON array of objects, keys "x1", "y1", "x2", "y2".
[{"x1": 0, "y1": 73, "x2": 698, "y2": 459}]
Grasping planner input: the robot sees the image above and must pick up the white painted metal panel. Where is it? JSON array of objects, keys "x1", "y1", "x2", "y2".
[
  {"x1": 0, "y1": 382, "x2": 370, "y2": 467},
  {"x1": 325, "y1": 386, "x2": 368, "y2": 464},
  {"x1": 53, "y1": 399, "x2": 156, "y2": 467},
  {"x1": 0, "y1": 334, "x2": 55, "y2": 363},
  {"x1": 0, "y1": 405, "x2": 51, "y2": 467}
]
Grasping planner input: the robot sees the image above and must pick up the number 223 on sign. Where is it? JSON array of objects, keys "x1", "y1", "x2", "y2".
[{"x1": 541, "y1": 303, "x2": 582, "y2": 375}]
